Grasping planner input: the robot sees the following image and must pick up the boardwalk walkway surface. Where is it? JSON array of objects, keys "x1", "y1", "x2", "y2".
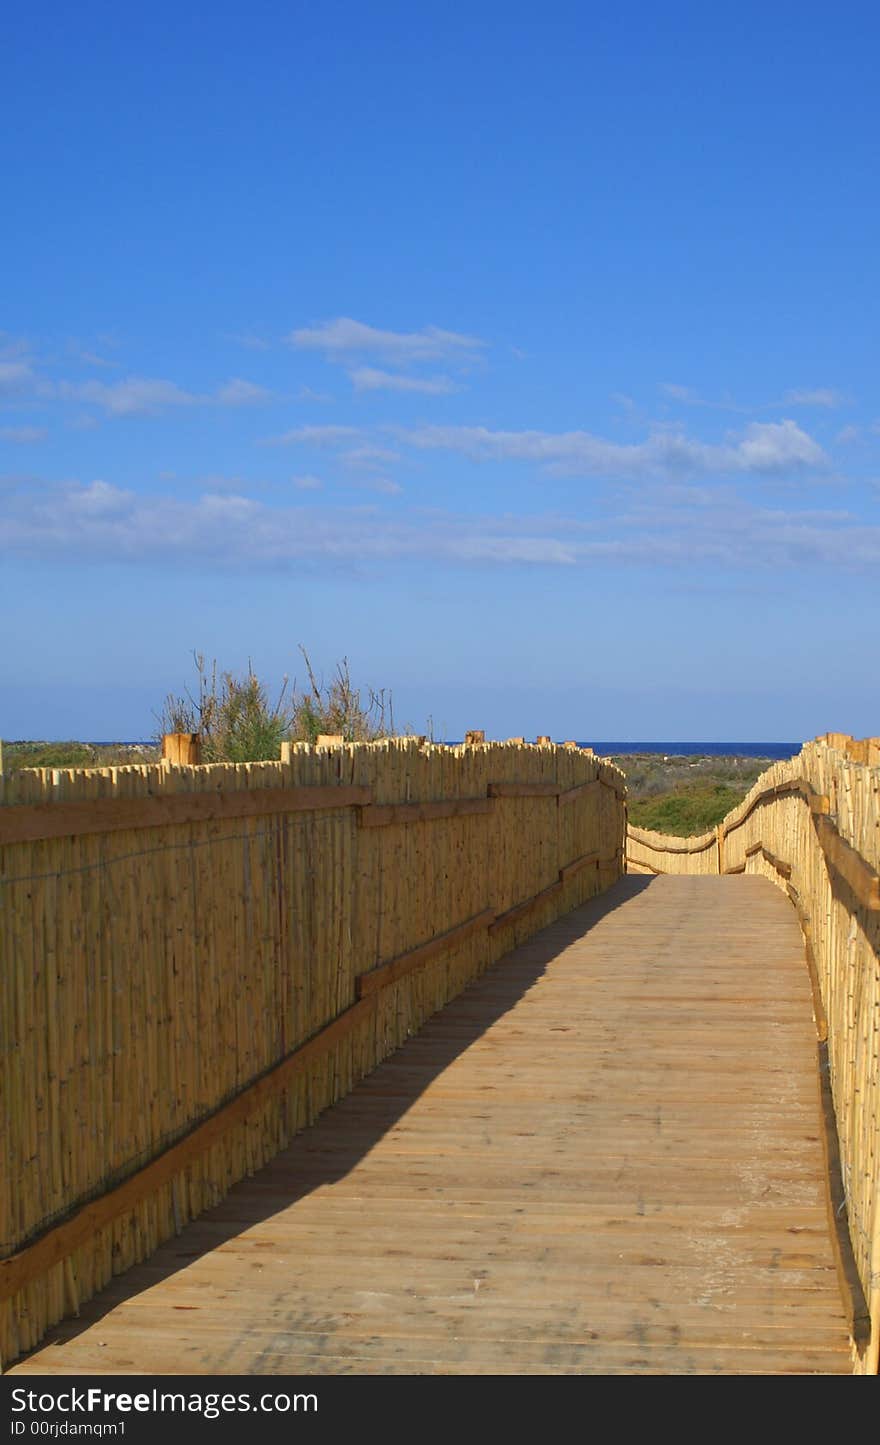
[{"x1": 11, "y1": 875, "x2": 852, "y2": 1375}]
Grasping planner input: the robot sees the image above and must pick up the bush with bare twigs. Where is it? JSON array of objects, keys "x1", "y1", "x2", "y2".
[{"x1": 156, "y1": 647, "x2": 396, "y2": 762}]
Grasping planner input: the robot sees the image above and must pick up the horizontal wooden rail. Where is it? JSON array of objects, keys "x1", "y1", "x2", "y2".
[
  {"x1": 744, "y1": 841, "x2": 793, "y2": 880},
  {"x1": 722, "y1": 777, "x2": 829, "y2": 837},
  {"x1": 724, "y1": 825, "x2": 879, "y2": 912},
  {"x1": 356, "y1": 909, "x2": 495, "y2": 997},
  {"x1": 814, "y1": 814, "x2": 880, "y2": 911},
  {"x1": 357, "y1": 798, "x2": 491, "y2": 828},
  {"x1": 0, "y1": 773, "x2": 624, "y2": 847},
  {"x1": 489, "y1": 879, "x2": 564, "y2": 935},
  {"x1": 0, "y1": 995, "x2": 378, "y2": 1304},
  {"x1": 487, "y1": 781, "x2": 561, "y2": 799},
  {"x1": 558, "y1": 780, "x2": 601, "y2": 806},
  {"x1": 626, "y1": 826, "x2": 716, "y2": 855},
  {"x1": 559, "y1": 849, "x2": 601, "y2": 882},
  {"x1": 0, "y1": 784, "x2": 374, "y2": 847}
]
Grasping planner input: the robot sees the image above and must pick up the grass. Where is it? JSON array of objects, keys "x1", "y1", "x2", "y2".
[{"x1": 627, "y1": 782, "x2": 750, "y2": 836}]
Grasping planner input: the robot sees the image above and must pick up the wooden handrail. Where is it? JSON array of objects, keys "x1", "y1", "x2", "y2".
[{"x1": 0, "y1": 784, "x2": 374, "y2": 846}]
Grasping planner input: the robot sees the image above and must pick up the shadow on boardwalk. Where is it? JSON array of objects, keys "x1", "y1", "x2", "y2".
[{"x1": 25, "y1": 877, "x2": 656, "y2": 1360}]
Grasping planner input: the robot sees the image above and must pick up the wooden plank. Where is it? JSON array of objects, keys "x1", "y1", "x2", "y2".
[
  {"x1": 356, "y1": 909, "x2": 495, "y2": 998},
  {"x1": 559, "y1": 850, "x2": 600, "y2": 882},
  {"x1": 488, "y1": 879, "x2": 563, "y2": 935},
  {"x1": 627, "y1": 826, "x2": 716, "y2": 855},
  {"x1": 0, "y1": 996, "x2": 377, "y2": 1302},
  {"x1": 814, "y1": 814, "x2": 880, "y2": 910},
  {"x1": 558, "y1": 780, "x2": 601, "y2": 806},
  {"x1": 9, "y1": 876, "x2": 852, "y2": 1378},
  {"x1": 744, "y1": 842, "x2": 792, "y2": 879},
  {"x1": 357, "y1": 797, "x2": 492, "y2": 828},
  {"x1": 487, "y1": 781, "x2": 561, "y2": 799},
  {"x1": 0, "y1": 784, "x2": 374, "y2": 846}
]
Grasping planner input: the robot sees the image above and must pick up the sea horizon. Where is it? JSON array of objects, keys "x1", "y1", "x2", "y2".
[{"x1": 66, "y1": 738, "x2": 805, "y2": 762}]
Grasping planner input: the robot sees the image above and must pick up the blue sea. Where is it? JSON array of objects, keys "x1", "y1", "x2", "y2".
[
  {"x1": 581, "y1": 742, "x2": 800, "y2": 760},
  {"x1": 103, "y1": 739, "x2": 801, "y2": 761}
]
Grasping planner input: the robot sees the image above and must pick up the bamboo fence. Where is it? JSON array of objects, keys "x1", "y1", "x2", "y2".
[
  {"x1": 627, "y1": 736, "x2": 880, "y2": 1373},
  {"x1": 0, "y1": 737, "x2": 625, "y2": 1368}
]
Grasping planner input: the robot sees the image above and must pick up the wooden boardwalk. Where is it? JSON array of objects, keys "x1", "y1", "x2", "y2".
[{"x1": 11, "y1": 875, "x2": 852, "y2": 1375}]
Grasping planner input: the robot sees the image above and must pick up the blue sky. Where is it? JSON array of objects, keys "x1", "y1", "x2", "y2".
[{"x1": 2, "y1": 1, "x2": 878, "y2": 741}]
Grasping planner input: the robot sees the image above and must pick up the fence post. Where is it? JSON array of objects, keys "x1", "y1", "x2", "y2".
[{"x1": 162, "y1": 733, "x2": 201, "y2": 766}]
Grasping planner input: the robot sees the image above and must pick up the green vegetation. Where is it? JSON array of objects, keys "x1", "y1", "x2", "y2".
[
  {"x1": 157, "y1": 648, "x2": 396, "y2": 762},
  {"x1": 1, "y1": 741, "x2": 159, "y2": 773},
  {"x1": 627, "y1": 782, "x2": 749, "y2": 836},
  {"x1": 615, "y1": 753, "x2": 777, "y2": 837}
]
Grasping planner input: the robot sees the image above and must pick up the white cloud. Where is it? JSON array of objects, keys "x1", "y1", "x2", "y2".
[
  {"x1": 0, "y1": 425, "x2": 47, "y2": 443},
  {"x1": 230, "y1": 331, "x2": 271, "y2": 351},
  {"x1": 4, "y1": 478, "x2": 876, "y2": 573},
  {"x1": 57, "y1": 375, "x2": 273, "y2": 415},
  {"x1": 287, "y1": 317, "x2": 486, "y2": 363},
  {"x1": 215, "y1": 378, "x2": 274, "y2": 406},
  {"x1": 297, "y1": 386, "x2": 334, "y2": 404},
  {"x1": 659, "y1": 383, "x2": 746, "y2": 412},
  {"x1": 783, "y1": 388, "x2": 847, "y2": 408},
  {"x1": 61, "y1": 377, "x2": 198, "y2": 415},
  {"x1": 399, "y1": 419, "x2": 827, "y2": 477},
  {"x1": 74, "y1": 348, "x2": 116, "y2": 369},
  {"x1": 349, "y1": 366, "x2": 458, "y2": 395},
  {"x1": 0, "y1": 361, "x2": 38, "y2": 397},
  {"x1": 265, "y1": 424, "x2": 360, "y2": 446},
  {"x1": 341, "y1": 444, "x2": 401, "y2": 470},
  {"x1": 292, "y1": 474, "x2": 323, "y2": 490}
]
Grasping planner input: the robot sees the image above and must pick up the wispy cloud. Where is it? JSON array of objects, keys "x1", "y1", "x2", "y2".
[
  {"x1": 265, "y1": 424, "x2": 360, "y2": 447},
  {"x1": 72, "y1": 347, "x2": 117, "y2": 369},
  {"x1": 59, "y1": 377, "x2": 199, "y2": 415},
  {"x1": 659, "y1": 383, "x2": 747, "y2": 413},
  {"x1": 0, "y1": 425, "x2": 47, "y2": 444},
  {"x1": 297, "y1": 386, "x2": 334, "y2": 404},
  {"x1": 58, "y1": 375, "x2": 273, "y2": 415},
  {"x1": 4, "y1": 478, "x2": 876, "y2": 573},
  {"x1": 229, "y1": 331, "x2": 271, "y2": 351},
  {"x1": 349, "y1": 366, "x2": 458, "y2": 395},
  {"x1": 0, "y1": 360, "x2": 39, "y2": 398},
  {"x1": 783, "y1": 388, "x2": 848, "y2": 408},
  {"x1": 288, "y1": 317, "x2": 486, "y2": 363},
  {"x1": 340, "y1": 443, "x2": 401, "y2": 470},
  {"x1": 292, "y1": 474, "x2": 324, "y2": 490},
  {"x1": 214, "y1": 378, "x2": 274, "y2": 406},
  {"x1": 399, "y1": 419, "x2": 827, "y2": 477}
]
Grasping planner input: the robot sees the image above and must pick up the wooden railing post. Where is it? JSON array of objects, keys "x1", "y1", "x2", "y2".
[{"x1": 161, "y1": 733, "x2": 201, "y2": 766}]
